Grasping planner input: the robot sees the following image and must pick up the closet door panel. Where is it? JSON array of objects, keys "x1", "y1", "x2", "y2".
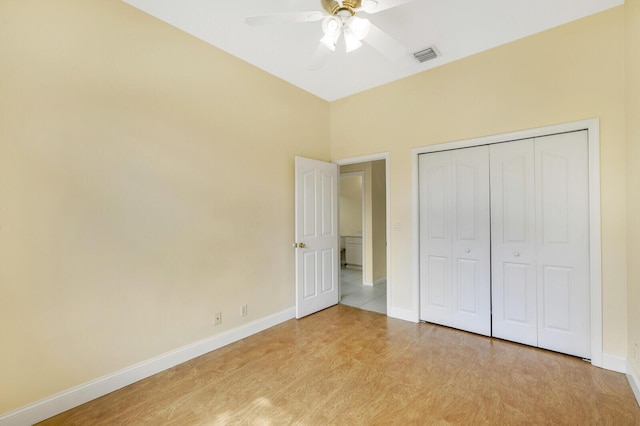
[
  {"x1": 451, "y1": 146, "x2": 491, "y2": 336},
  {"x1": 502, "y1": 263, "x2": 530, "y2": 322},
  {"x1": 456, "y1": 259, "x2": 479, "y2": 313},
  {"x1": 535, "y1": 131, "x2": 590, "y2": 359},
  {"x1": 490, "y1": 140, "x2": 538, "y2": 346},
  {"x1": 419, "y1": 151, "x2": 453, "y2": 326},
  {"x1": 425, "y1": 255, "x2": 449, "y2": 309},
  {"x1": 541, "y1": 266, "x2": 572, "y2": 331}
]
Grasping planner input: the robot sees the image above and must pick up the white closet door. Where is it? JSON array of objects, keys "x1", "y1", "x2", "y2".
[
  {"x1": 490, "y1": 140, "x2": 538, "y2": 346},
  {"x1": 535, "y1": 131, "x2": 590, "y2": 359},
  {"x1": 419, "y1": 151, "x2": 453, "y2": 326},
  {"x1": 451, "y1": 147, "x2": 491, "y2": 336},
  {"x1": 419, "y1": 147, "x2": 491, "y2": 336}
]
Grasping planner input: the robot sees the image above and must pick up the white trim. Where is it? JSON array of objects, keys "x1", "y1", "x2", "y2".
[
  {"x1": 362, "y1": 278, "x2": 386, "y2": 286},
  {"x1": 411, "y1": 145, "x2": 422, "y2": 321},
  {"x1": 0, "y1": 308, "x2": 296, "y2": 426},
  {"x1": 411, "y1": 119, "x2": 604, "y2": 369},
  {"x1": 602, "y1": 353, "x2": 627, "y2": 373},
  {"x1": 335, "y1": 153, "x2": 389, "y2": 165},
  {"x1": 628, "y1": 361, "x2": 640, "y2": 407},
  {"x1": 586, "y1": 120, "x2": 603, "y2": 368},
  {"x1": 411, "y1": 120, "x2": 598, "y2": 155},
  {"x1": 334, "y1": 153, "x2": 391, "y2": 315}
]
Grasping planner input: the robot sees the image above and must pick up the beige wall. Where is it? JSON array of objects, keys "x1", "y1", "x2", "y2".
[
  {"x1": 0, "y1": 0, "x2": 329, "y2": 413},
  {"x1": 627, "y1": 0, "x2": 640, "y2": 375},
  {"x1": 331, "y1": 7, "x2": 628, "y2": 355},
  {"x1": 339, "y1": 174, "x2": 363, "y2": 237},
  {"x1": 371, "y1": 160, "x2": 387, "y2": 283}
]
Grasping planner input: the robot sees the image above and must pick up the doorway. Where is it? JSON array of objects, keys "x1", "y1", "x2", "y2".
[{"x1": 338, "y1": 159, "x2": 388, "y2": 314}]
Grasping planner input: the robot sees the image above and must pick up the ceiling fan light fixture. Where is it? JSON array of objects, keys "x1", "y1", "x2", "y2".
[
  {"x1": 320, "y1": 32, "x2": 340, "y2": 51},
  {"x1": 320, "y1": 15, "x2": 342, "y2": 51},
  {"x1": 248, "y1": 0, "x2": 412, "y2": 68},
  {"x1": 344, "y1": 30, "x2": 363, "y2": 52},
  {"x1": 322, "y1": 16, "x2": 342, "y2": 37},
  {"x1": 346, "y1": 16, "x2": 371, "y2": 40}
]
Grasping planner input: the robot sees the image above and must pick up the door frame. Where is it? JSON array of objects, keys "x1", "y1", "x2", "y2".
[
  {"x1": 411, "y1": 118, "x2": 603, "y2": 368},
  {"x1": 335, "y1": 153, "x2": 391, "y2": 314},
  {"x1": 340, "y1": 171, "x2": 366, "y2": 278}
]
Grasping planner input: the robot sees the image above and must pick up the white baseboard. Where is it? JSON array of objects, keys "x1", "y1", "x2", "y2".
[
  {"x1": 628, "y1": 361, "x2": 640, "y2": 407},
  {"x1": 0, "y1": 307, "x2": 296, "y2": 426},
  {"x1": 363, "y1": 277, "x2": 386, "y2": 287},
  {"x1": 602, "y1": 353, "x2": 627, "y2": 373}
]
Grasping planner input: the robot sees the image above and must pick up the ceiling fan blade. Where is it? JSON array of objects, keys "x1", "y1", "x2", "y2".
[
  {"x1": 246, "y1": 11, "x2": 324, "y2": 26},
  {"x1": 360, "y1": 0, "x2": 414, "y2": 14},
  {"x1": 363, "y1": 22, "x2": 407, "y2": 61},
  {"x1": 307, "y1": 42, "x2": 332, "y2": 71}
]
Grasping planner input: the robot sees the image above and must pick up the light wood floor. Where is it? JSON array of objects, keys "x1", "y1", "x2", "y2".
[{"x1": 40, "y1": 305, "x2": 640, "y2": 425}]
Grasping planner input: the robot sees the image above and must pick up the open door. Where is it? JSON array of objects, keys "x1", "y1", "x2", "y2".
[{"x1": 295, "y1": 156, "x2": 339, "y2": 318}]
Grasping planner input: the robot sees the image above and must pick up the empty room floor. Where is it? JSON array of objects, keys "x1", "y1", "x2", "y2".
[
  {"x1": 340, "y1": 267, "x2": 386, "y2": 314},
  {"x1": 40, "y1": 305, "x2": 640, "y2": 425}
]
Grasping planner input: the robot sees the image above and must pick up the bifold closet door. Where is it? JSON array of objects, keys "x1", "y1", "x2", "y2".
[
  {"x1": 419, "y1": 146, "x2": 491, "y2": 336},
  {"x1": 535, "y1": 131, "x2": 590, "y2": 359},
  {"x1": 491, "y1": 131, "x2": 590, "y2": 359},
  {"x1": 490, "y1": 139, "x2": 538, "y2": 347}
]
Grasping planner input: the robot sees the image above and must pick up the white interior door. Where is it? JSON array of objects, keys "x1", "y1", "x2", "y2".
[
  {"x1": 490, "y1": 139, "x2": 538, "y2": 346},
  {"x1": 419, "y1": 147, "x2": 491, "y2": 336},
  {"x1": 535, "y1": 131, "x2": 590, "y2": 358},
  {"x1": 295, "y1": 157, "x2": 339, "y2": 319}
]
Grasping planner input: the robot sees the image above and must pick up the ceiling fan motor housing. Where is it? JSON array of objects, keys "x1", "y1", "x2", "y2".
[{"x1": 322, "y1": 0, "x2": 362, "y2": 15}]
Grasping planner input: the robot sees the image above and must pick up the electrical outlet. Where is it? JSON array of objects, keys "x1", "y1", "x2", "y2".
[
  {"x1": 241, "y1": 304, "x2": 248, "y2": 317},
  {"x1": 214, "y1": 312, "x2": 222, "y2": 326}
]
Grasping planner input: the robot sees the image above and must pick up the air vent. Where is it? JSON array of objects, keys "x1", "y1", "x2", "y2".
[{"x1": 413, "y1": 46, "x2": 439, "y2": 63}]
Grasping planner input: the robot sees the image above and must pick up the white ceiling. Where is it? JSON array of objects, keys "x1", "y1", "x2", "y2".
[{"x1": 122, "y1": 0, "x2": 624, "y2": 102}]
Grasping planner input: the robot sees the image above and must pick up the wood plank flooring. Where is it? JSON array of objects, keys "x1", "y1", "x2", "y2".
[{"x1": 39, "y1": 305, "x2": 640, "y2": 425}]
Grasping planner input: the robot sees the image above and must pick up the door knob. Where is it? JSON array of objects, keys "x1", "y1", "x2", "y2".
[
  {"x1": 465, "y1": 248, "x2": 470, "y2": 253},
  {"x1": 514, "y1": 251, "x2": 520, "y2": 257},
  {"x1": 298, "y1": 242, "x2": 306, "y2": 249}
]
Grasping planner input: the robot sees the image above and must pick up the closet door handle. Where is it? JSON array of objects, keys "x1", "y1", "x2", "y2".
[
  {"x1": 514, "y1": 251, "x2": 520, "y2": 257},
  {"x1": 465, "y1": 248, "x2": 471, "y2": 253}
]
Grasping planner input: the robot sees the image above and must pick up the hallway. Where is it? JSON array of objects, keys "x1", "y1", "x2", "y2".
[{"x1": 339, "y1": 268, "x2": 386, "y2": 314}]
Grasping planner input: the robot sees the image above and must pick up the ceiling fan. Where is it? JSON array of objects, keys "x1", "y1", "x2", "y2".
[{"x1": 246, "y1": 0, "x2": 414, "y2": 69}]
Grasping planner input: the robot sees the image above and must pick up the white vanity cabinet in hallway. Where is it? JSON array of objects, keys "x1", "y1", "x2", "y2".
[{"x1": 419, "y1": 130, "x2": 591, "y2": 359}]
